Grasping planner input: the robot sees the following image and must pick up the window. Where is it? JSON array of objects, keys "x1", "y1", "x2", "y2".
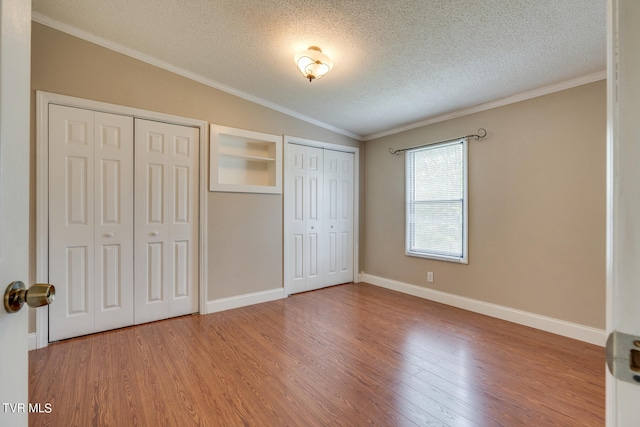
[{"x1": 406, "y1": 138, "x2": 468, "y2": 263}]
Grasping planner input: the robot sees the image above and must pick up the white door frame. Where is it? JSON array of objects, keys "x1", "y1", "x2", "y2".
[
  {"x1": 35, "y1": 91, "x2": 209, "y2": 348},
  {"x1": 283, "y1": 135, "x2": 360, "y2": 296}
]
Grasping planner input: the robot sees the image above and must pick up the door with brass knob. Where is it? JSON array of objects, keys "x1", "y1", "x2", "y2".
[
  {"x1": 607, "y1": 0, "x2": 640, "y2": 423},
  {"x1": 4, "y1": 281, "x2": 55, "y2": 314},
  {"x1": 0, "y1": 0, "x2": 32, "y2": 424}
]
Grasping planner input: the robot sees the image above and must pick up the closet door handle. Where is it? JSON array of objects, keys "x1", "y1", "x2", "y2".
[
  {"x1": 103, "y1": 232, "x2": 114, "y2": 238},
  {"x1": 150, "y1": 231, "x2": 159, "y2": 236}
]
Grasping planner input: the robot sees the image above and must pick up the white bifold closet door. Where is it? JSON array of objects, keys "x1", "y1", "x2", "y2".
[
  {"x1": 323, "y1": 149, "x2": 354, "y2": 286},
  {"x1": 134, "y1": 119, "x2": 199, "y2": 324},
  {"x1": 48, "y1": 106, "x2": 199, "y2": 342},
  {"x1": 287, "y1": 144, "x2": 354, "y2": 294},
  {"x1": 49, "y1": 105, "x2": 135, "y2": 341}
]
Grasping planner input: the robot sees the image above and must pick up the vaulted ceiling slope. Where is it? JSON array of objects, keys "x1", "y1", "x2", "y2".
[{"x1": 32, "y1": 0, "x2": 606, "y2": 140}]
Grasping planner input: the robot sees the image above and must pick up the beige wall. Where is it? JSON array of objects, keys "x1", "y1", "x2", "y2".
[
  {"x1": 29, "y1": 22, "x2": 360, "y2": 329},
  {"x1": 363, "y1": 81, "x2": 606, "y2": 329}
]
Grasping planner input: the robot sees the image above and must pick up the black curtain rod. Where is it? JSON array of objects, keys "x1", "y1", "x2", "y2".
[{"x1": 388, "y1": 128, "x2": 487, "y2": 155}]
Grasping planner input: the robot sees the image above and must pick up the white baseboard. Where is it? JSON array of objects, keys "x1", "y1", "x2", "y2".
[
  {"x1": 28, "y1": 332, "x2": 37, "y2": 351},
  {"x1": 361, "y1": 273, "x2": 606, "y2": 346},
  {"x1": 205, "y1": 287, "x2": 286, "y2": 314},
  {"x1": 28, "y1": 290, "x2": 285, "y2": 350}
]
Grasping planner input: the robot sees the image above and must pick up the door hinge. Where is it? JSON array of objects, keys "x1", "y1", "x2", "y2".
[{"x1": 606, "y1": 331, "x2": 640, "y2": 385}]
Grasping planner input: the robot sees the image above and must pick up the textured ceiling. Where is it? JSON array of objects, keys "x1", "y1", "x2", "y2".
[{"x1": 31, "y1": 0, "x2": 606, "y2": 140}]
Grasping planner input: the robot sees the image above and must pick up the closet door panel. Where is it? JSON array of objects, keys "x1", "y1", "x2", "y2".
[
  {"x1": 94, "y1": 112, "x2": 134, "y2": 332},
  {"x1": 305, "y1": 147, "x2": 325, "y2": 291},
  {"x1": 146, "y1": 242, "x2": 165, "y2": 301},
  {"x1": 135, "y1": 120, "x2": 171, "y2": 324},
  {"x1": 325, "y1": 157, "x2": 339, "y2": 277},
  {"x1": 100, "y1": 244, "x2": 121, "y2": 307},
  {"x1": 286, "y1": 144, "x2": 308, "y2": 294},
  {"x1": 134, "y1": 119, "x2": 199, "y2": 324},
  {"x1": 168, "y1": 126, "x2": 199, "y2": 317},
  {"x1": 338, "y1": 153, "x2": 354, "y2": 282},
  {"x1": 324, "y1": 150, "x2": 354, "y2": 286},
  {"x1": 327, "y1": 232, "x2": 337, "y2": 274},
  {"x1": 49, "y1": 105, "x2": 96, "y2": 341},
  {"x1": 66, "y1": 246, "x2": 89, "y2": 315},
  {"x1": 174, "y1": 240, "x2": 189, "y2": 298}
]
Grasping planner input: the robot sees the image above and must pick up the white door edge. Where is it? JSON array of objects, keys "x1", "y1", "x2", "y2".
[
  {"x1": 0, "y1": 0, "x2": 31, "y2": 423},
  {"x1": 35, "y1": 91, "x2": 209, "y2": 347},
  {"x1": 283, "y1": 135, "x2": 360, "y2": 297},
  {"x1": 606, "y1": 0, "x2": 640, "y2": 424},
  {"x1": 605, "y1": 1, "x2": 617, "y2": 424}
]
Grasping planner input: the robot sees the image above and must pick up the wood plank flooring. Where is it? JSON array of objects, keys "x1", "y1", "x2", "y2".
[{"x1": 29, "y1": 283, "x2": 604, "y2": 426}]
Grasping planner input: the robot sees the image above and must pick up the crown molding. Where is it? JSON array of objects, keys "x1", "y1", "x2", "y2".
[
  {"x1": 363, "y1": 70, "x2": 607, "y2": 141},
  {"x1": 31, "y1": 12, "x2": 361, "y2": 141},
  {"x1": 362, "y1": 70, "x2": 607, "y2": 141}
]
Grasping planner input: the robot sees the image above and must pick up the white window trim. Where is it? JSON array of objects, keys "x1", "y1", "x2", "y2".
[{"x1": 405, "y1": 138, "x2": 469, "y2": 264}]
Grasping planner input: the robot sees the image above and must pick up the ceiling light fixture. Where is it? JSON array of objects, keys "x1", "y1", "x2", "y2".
[{"x1": 294, "y1": 46, "x2": 333, "y2": 82}]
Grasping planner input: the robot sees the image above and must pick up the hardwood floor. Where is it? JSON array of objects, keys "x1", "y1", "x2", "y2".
[{"x1": 29, "y1": 283, "x2": 604, "y2": 426}]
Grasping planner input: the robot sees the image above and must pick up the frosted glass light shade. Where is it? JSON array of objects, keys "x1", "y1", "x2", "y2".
[{"x1": 294, "y1": 46, "x2": 333, "y2": 81}]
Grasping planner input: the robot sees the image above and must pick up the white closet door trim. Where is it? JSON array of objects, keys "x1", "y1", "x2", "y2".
[
  {"x1": 35, "y1": 91, "x2": 209, "y2": 348},
  {"x1": 283, "y1": 135, "x2": 360, "y2": 297}
]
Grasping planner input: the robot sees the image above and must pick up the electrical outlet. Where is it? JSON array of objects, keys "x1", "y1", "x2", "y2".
[{"x1": 427, "y1": 272, "x2": 434, "y2": 283}]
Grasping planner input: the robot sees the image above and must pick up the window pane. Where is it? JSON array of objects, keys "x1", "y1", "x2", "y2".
[
  {"x1": 410, "y1": 201, "x2": 463, "y2": 257},
  {"x1": 413, "y1": 144, "x2": 462, "y2": 201}
]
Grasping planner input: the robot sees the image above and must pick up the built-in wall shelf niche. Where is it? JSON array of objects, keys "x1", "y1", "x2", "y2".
[{"x1": 210, "y1": 124, "x2": 282, "y2": 194}]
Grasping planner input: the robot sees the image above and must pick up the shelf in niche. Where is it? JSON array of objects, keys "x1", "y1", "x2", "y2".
[
  {"x1": 210, "y1": 124, "x2": 282, "y2": 194},
  {"x1": 218, "y1": 152, "x2": 276, "y2": 162}
]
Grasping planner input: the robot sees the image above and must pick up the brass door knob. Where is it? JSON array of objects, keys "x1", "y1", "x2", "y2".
[{"x1": 4, "y1": 281, "x2": 55, "y2": 313}]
